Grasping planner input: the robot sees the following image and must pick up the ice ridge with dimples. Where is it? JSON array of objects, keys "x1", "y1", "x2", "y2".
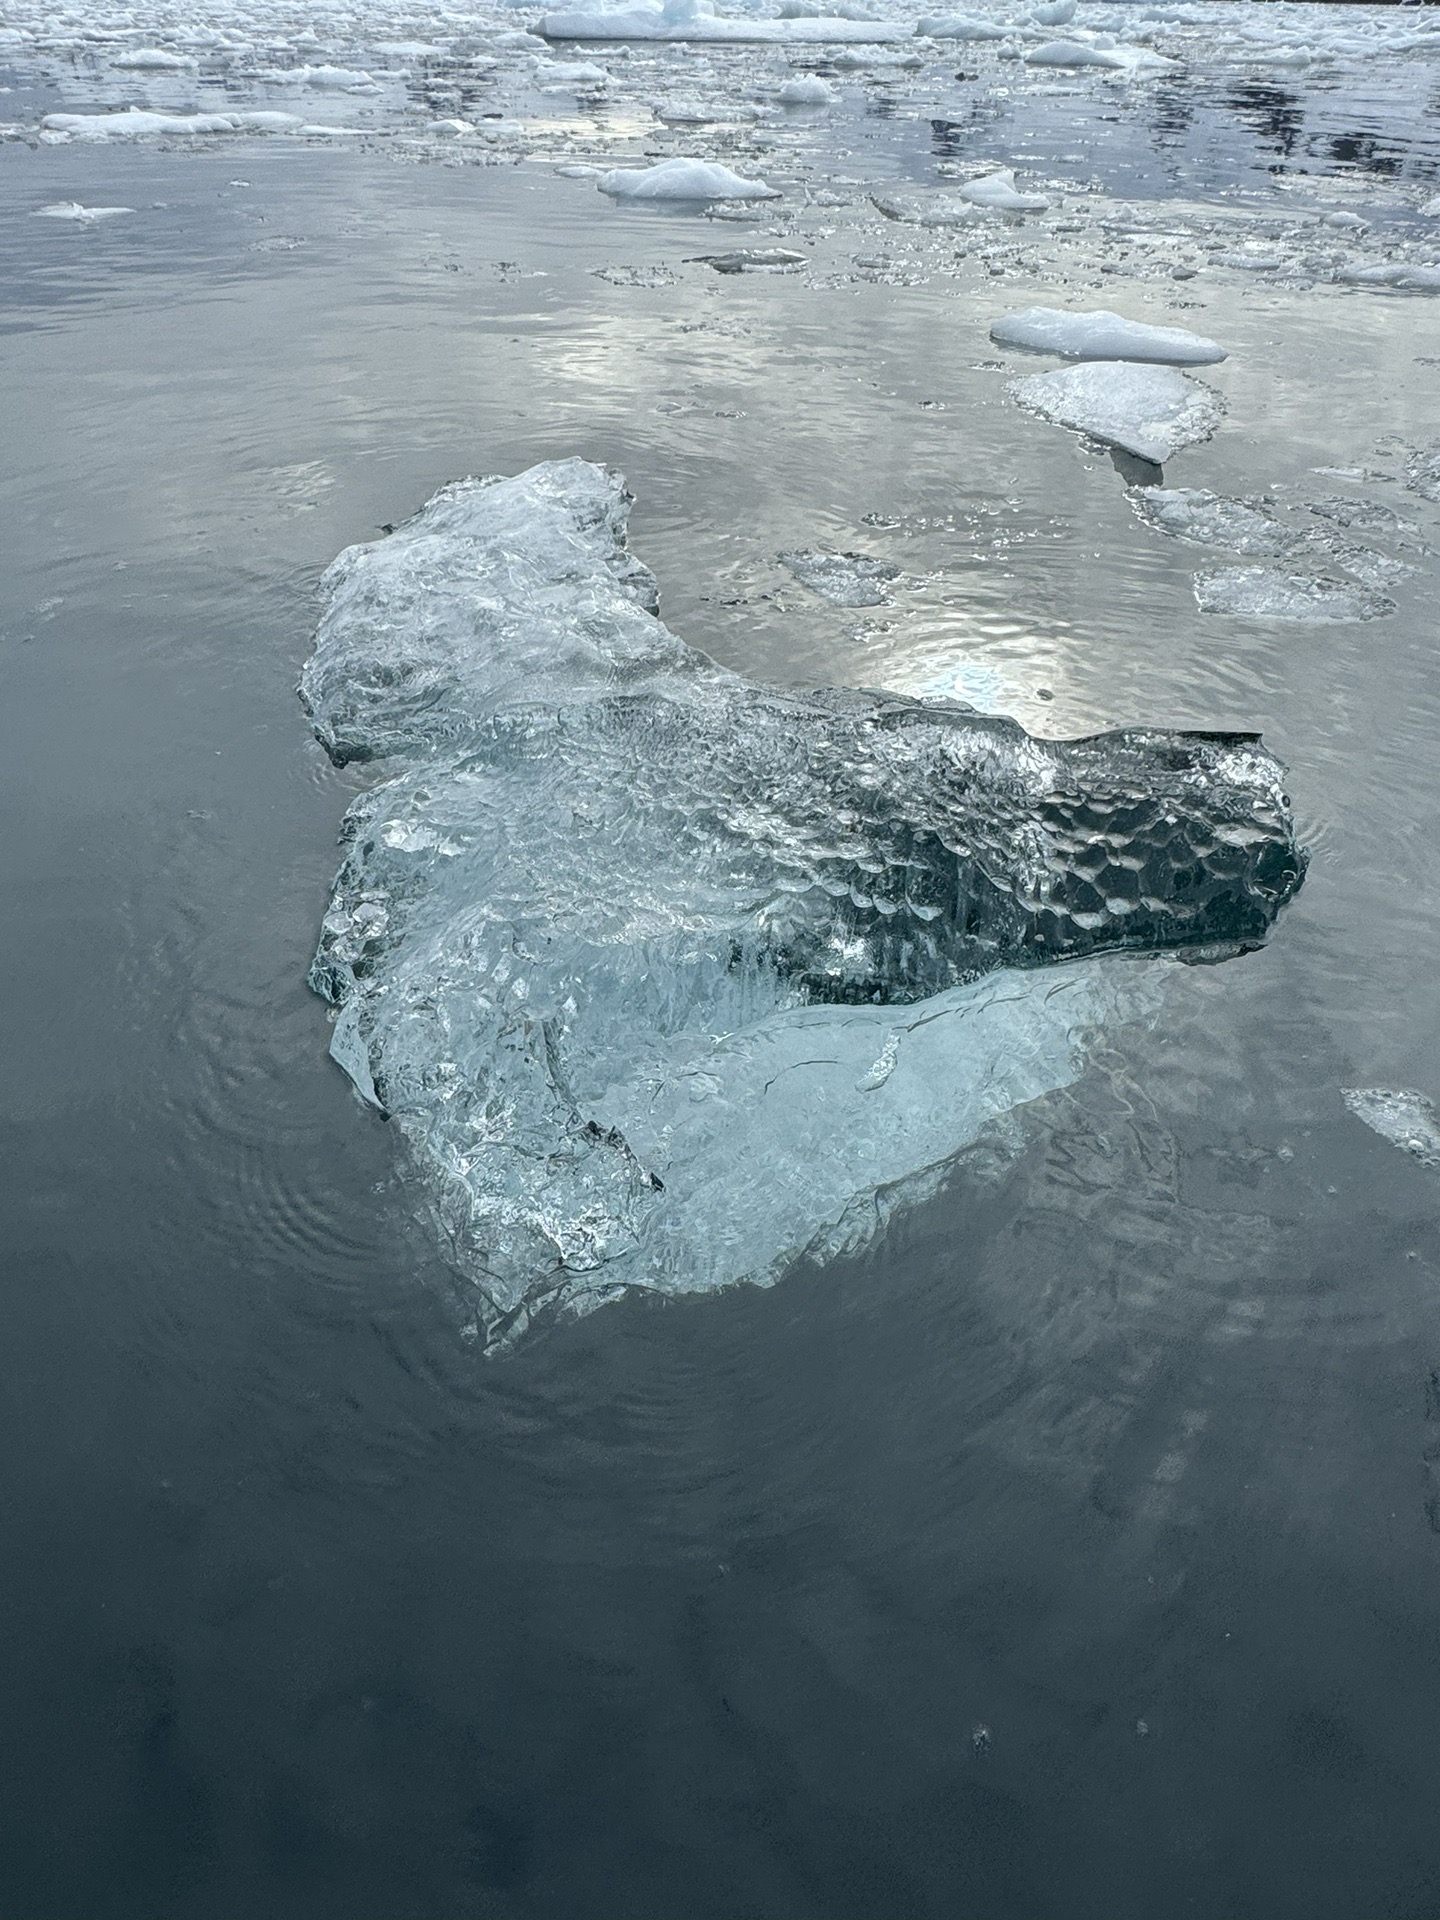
[{"x1": 300, "y1": 459, "x2": 1305, "y2": 1346}]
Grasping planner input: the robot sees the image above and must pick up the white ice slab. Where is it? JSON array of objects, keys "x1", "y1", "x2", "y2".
[{"x1": 991, "y1": 307, "x2": 1226, "y2": 365}]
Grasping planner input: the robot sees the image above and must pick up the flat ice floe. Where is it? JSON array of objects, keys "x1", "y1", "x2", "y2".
[
  {"x1": 1192, "y1": 567, "x2": 1395, "y2": 622},
  {"x1": 301, "y1": 460, "x2": 1305, "y2": 1346},
  {"x1": 597, "y1": 157, "x2": 779, "y2": 199},
  {"x1": 1009, "y1": 362, "x2": 1224, "y2": 465},
  {"x1": 991, "y1": 308, "x2": 1226, "y2": 366},
  {"x1": 916, "y1": 13, "x2": 1010, "y2": 39},
  {"x1": 1343, "y1": 1089, "x2": 1440, "y2": 1169},
  {"x1": 42, "y1": 108, "x2": 304, "y2": 138},
  {"x1": 1129, "y1": 488, "x2": 1293, "y2": 555}
]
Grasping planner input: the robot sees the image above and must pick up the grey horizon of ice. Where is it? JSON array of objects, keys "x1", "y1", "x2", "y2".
[{"x1": 300, "y1": 459, "x2": 1304, "y2": 1348}]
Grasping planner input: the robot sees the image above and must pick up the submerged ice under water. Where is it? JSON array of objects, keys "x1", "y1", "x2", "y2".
[{"x1": 301, "y1": 459, "x2": 1304, "y2": 1346}]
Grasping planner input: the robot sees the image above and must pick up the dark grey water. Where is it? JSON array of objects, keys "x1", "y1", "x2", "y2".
[{"x1": 4, "y1": 38, "x2": 1440, "y2": 1919}]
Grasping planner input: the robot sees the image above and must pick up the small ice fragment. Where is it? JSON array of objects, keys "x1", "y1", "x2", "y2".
[
  {"x1": 1322, "y1": 211, "x2": 1367, "y2": 231},
  {"x1": 1026, "y1": 38, "x2": 1175, "y2": 69},
  {"x1": 780, "y1": 550, "x2": 900, "y2": 605},
  {"x1": 1128, "y1": 488, "x2": 1292, "y2": 555},
  {"x1": 777, "y1": 74, "x2": 837, "y2": 103},
  {"x1": 533, "y1": 55, "x2": 611, "y2": 86},
  {"x1": 654, "y1": 96, "x2": 718, "y2": 121},
  {"x1": 990, "y1": 307, "x2": 1226, "y2": 366},
  {"x1": 1009, "y1": 361, "x2": 1224, "y2": 465},
  {"x1": 1193, "y1": 568, "x2": 1394, "y2": 622},
  {"x1": 597, "y1": 157, "x2": 780, "y2": 200},
  {"x1": 915, "y1": 13, "x2": 1009, "y2": 39},
  {"x1": 688, "y1": 247, "x2": 806, "y2": 272},
  {"x1": 112, "y1": 46, "x2": 198, "y2": 68},
  {"x1": 871, "y1": 192, "x2": 978, "y2": 229},
  {"x1": 1342, "y1": 1089, "x2": 1440, "y2": 1169},
  {"x1": 1404, "y1": 448, "x2": 1440, "y2": 504},
  {"x1": 828, "y1": 44, "x2": 924, "y2": 68},
  {"x1": 1423, "y1": 198, "x2": 1440, "y2": 219},
  {"x1": 959, "y1": 168, "x2": 1048, "y2": 213},
  {"x1": 1031, "y1": 0, "x2": 1077, "y2": 22},
  {"x1": 856, "y1": 1031, "x2": 901, "y2": 1092},
  {"x1": 32, "y1": 201, "x2": 134, "y2": 222}
]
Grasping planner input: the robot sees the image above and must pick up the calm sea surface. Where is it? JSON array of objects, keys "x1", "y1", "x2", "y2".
[{"x1": 3, "y1": 27, "x2": 1440, "y2": 1916}]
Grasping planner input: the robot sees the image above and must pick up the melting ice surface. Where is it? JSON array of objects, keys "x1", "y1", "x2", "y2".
[{"x1": 301, "y1": 460, "x2": 1305, "y2": 1347}]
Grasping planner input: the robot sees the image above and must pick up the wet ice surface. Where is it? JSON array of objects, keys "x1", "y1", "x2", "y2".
[
  {"x1": 5, "y1": 3, "x2": 1440, "y2": 1915},
  {"x1": 302, "y1": 459, "x2": 1301, "y2": 1343},
  {"x1": 1343, "y1": 1087, "x2": 1440, "y2": 1170}
]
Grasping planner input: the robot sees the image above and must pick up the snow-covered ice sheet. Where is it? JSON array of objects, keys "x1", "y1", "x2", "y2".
[
  {"x1": 301, "y1": 460, "x2": 1305, "y2": 1346},
  {"x1": 1009, "y1": 361, "x2": 1224, "y2": 465},
  {"x1": 991, "y1": 308, "x2": 1225, "y2": 366}
]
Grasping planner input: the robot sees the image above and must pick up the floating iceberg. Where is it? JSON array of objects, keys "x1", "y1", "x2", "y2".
[
  {"x1": 1343, "y1": 1089, "x2": 1440, "y2": 1170},
  {"x1": 597, "y1": 157, "x2": 779, "y2": 200},
  {"x1": 959, "y1": 168, "x2": 1049, "y2": 212},
  {"x1": 301, "y1": 461, "x2": 1304, "y2": 1346},
  {"x1": 1010, "y1": 361, "x2": 1223, "y2": 465},
  {"x1": 991, "y1": 308, "x2": 1226, "y2": 366},
  {"x1": 1193, "y1": 567, "x2": 1395, "y2": 622},
  {"x1": 1406, "y1": 448, "x2": 1440, "y2": 505}
]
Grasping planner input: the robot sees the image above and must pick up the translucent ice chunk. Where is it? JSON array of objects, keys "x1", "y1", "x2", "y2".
[
  {"x1": 991, "y1": 308, "x2": 1226, "y2": 366},
  {"x1": 1343, "y1": 1089, "x2": 1440, "y2": 1169},
  {"x1": 302, "y1": 460, "x2": 1306, "y2": 1344},
  {"x1": 1193, "y1": 567, "x2": 1395, "y2": 622},
  {"x1": 780, "y1": 550, "x2": 900, "y2": 604},
  {"x1": 1009, "y1": 361, "x2": 1224, "y2": 464},
  {"x1": 776, "y1": 75, "x2": 837, "y2": 103},
  {"x1": 1129, "y1": 488, "x2": 1293, "y2": 555}
]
